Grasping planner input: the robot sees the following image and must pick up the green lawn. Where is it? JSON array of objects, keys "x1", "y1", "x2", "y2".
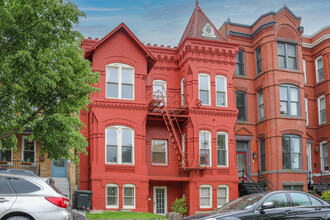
[{"x1": 86, "y1": 211, "x2": 166, "y2": 219}]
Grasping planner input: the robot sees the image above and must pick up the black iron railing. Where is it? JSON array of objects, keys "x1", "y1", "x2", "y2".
[
  {"x1": 258, "y1": 170, "x2": 278, "y2": 191},
  {"x1": 239, "y1": 169, "x2": 266, "y2": 192},
  {"x1": 0, "y1": 160, "x2": 40, "y2": 175},
  {"x1": 308, "y1": 171, "x2": 329, "y2": 191}
]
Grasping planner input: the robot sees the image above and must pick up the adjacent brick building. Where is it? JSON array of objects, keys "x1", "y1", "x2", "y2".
[{"x1": 80, "y1": 2, "x2": 330, "y2": 215}]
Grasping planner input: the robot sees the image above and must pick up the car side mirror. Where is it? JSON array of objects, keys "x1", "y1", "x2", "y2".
[{"x1": 261, "y1": 202, "x2": 275, "y2": 210}]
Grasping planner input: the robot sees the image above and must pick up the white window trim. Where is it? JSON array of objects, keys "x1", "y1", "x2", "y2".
[
  {"x1": 21, "y1": 136, "x2": 36, "y2": 163},
  {"x1": 105, "y1": 126, "x2": 134, "y2": 165},
  {"x1": 123, "y1": 184, "x2": 136, "y2": 209},
  {"x1": 106, "y1": 63, "x2": 135, "y2": 100},
  {"x1": 315, "y1": 56, "x2": 323, "y2": 83},
  {"x1": 303, "y1": 59, "x2": 307, "y2": 84},
  {"x1": 106, "y1": 183, "x2": 119, "y2": 209},
  {"x1": 153, "y1": 80, "x2": 167, "y2": 104},
  {"x1": 217, "y1": 185, "x2": 229, "y2": 208},
  {"x1": 181, "y1": 78, "x2": 185, "y2": 105},
  {"x1": 305, "y1": 98, "x2": 309, "y2": 126},
  {"x1": 182, "y1": 134, "x2": 186, "y2": 167},
  {"x1": 200, "y1": 185, "x2": 212, "y2": 209},
  {"x1": 318, "y1": 95, "x2": 326, "y2": 125},
  {"x1": 198, "y1": 73, "x2": 211, "y2": 106},
  {"x1": 217, "y1": 132, "x2": 228, "y2": 167},
  {"x1": 320, "y1": 141, "x2": 328, "y2": 172},
  {"x1": 199, "y1": 131, "x2": 212, "y2": 167},
  {"x1": 215, "y1": 75, "x2": 227, "y2": 107},
  {"x1": 151, "y1": 139, "x2": 168, "y2": 166}
]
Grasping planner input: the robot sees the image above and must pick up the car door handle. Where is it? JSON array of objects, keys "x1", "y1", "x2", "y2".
[
  {"x1": 285, "y1": 209, "x2": 293, "y2": 215},
  {"x1": 0, "y1": 198, "x2": 9, "y2": 203},
  {"x1": 315, "y1": 207, "x2": 322, "y2": 211}
]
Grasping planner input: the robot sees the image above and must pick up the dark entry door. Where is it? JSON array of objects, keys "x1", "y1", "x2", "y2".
[{"x1": 237, "y1": 151, "x2": 247, "y2": 179}]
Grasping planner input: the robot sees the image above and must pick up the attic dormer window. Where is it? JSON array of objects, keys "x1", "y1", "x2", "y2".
[{"x1": 202, "y1": 23, "x2": 216, "y2": 39}]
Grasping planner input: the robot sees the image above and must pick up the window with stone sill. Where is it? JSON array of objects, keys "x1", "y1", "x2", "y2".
[
  {"x1": 257, "y1": 89, "x2": 264, "y2": 120},
  {"x1": 123, "y1": 184, "x2": 135, "y2": 209},
  {"x1": 318, "y1": 96, "x2": 326, "y2": 124},
  {"x1": 315, "y1": 56, "x2": 324, "y2": 82},
  {"x1": 236, "y1": 91, "x2": 247, "y2": 121},
  {"x1": 152, "y1": 140, "x2": 168, "y2": 165},
  {"x1": 217, "y1": 185, "x2": 229, "y2": 208},
  {"x1": 106, "y1": 183, "x2": 119, "y2": 208},
  {"x1": 200, "y1": 185, "x2": 212, "y2": 208},
  {"x1": 199, "y1": 74, "x2": 210, "y2": 105},
  {"x1": 200, "y1": 131, "x2": 211, "y2": 167},
  {"x1": 256, "y1": 47, "x2": 262, "y2": 74},
  {"x1": 282, "y1": 135, "x2": 301, "y2": 170},
  {"x1": 321, "y1": 142, "x2": 328, "y2": 172},
  {"x1": 277, "y1": 42, "x2": 297, "y2": 70},
  {"x1": 280, "y1": 84, "x2": 300, "y2": 116},
  {"x1": 216, "y1": 75, "x2": 227, "y2": 107},
  {"x1": 235, "y1": 50, "x2": 245, "y2": 76}
]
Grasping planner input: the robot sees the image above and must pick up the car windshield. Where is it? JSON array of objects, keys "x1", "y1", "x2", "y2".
[{"x1": 218, "y1": 193, "x2": 267, "y2": 210}]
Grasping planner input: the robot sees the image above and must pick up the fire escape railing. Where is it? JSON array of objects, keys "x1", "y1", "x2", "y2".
[{"x1": 258, "y1": 170, "x2": 278, "y2": 191}]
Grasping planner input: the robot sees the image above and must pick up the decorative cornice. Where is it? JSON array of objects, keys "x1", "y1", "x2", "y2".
[
  {"x1": 228, "y1": 21, "x2": 276, "y2": 39},
  {"x1": 190, "y1": 107, "x2": 238, "y2": 117},
  {"x1": 302, "y1": 34, "x2": 330, "y2": 48},
  {"x1": 92, "y1": 100, "x2": 148, "y2": 111},
  {"x1": 280, "y1": 129, "x2": 304, "y2": 136}
]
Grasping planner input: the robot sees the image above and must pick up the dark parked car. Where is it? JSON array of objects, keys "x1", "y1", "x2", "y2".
[{"x1": 185, "y1": 191, "x2": 330, "y2": 219}]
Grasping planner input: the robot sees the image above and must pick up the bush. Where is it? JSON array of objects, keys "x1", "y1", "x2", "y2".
[
  {"x1": 321, "y1": 190, "x2": 330, "y2": 202},
  {"x1": 170, "y1": 197, "x2": 188, "y2": 216}
]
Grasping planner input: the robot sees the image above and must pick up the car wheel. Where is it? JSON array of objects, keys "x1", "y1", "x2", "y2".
[{"x1": 6, "y1": 216, "x2": 31, "y2": 220}]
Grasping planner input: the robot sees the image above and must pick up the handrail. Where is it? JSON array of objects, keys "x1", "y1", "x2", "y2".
[
  {"x1": 258, "y1": 170, "x2": 278, "y2": 191},
  {"x1": 308, "y1": 171, "x2": 329, "y2": 191},
  {"x1": 239, "y1": 169, "x2": 266, "y2": 193},
  {"x1": 0, "y1": 160, "x2": 40, "y2": 174},
  {"x1": 321, "y1": 171, "x2": 330, "y2": 184}
]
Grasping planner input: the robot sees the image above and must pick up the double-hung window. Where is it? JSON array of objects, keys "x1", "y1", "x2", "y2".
[
  {"x1": 216, "y1": 75, "x2": 227, "y2": 107},
  {"x1": 199, "y1": 74, "x2": 210, "y2": 105},
  {"x1": 305, "y1": 98, "x2": 309, "y2": 125},
  {"x1": 277, "y1": 42, "x2": 297, "y2": 70},
  {"x1": 217, "y1": 185, "x2": 229, "y2": 208},
  {"x1": 315, "y1": 56, "x2": 324, "y2": 82},
  {"x1": 153, "y1": 80, "x2": 167, "y2": 104},
  {"x1": 199, "y1": 131, "x2": 211, "y2": 167},
  {"x1": 106, "y1": 126, "x2": 134, "y2": 164},
  {"x1": 217, "y1": 132, "x2": 228, "y2": 167},
  {"x1": 282, "y1": 135, "x2": 301, "y2": 170},
  {"x1": 106, "y1": 184, "x2": 119, "y2": 208},
  {"x1": 0, "y1": 148, "x2": 12, "y2": 162},
  {"x1": 22, "y1": 136, "x2": 36, "y2": 162},
  {"x1": 303, "y1": 59, "x2": 307, "y2": 83},
  {"x1": 256, "y1": 47, "x2": 262, "y2": 74},
  {"x1": 235, "y1": 50, "x2": 245, "y2": 76},
  {"x1": 200, "y1": 185, "x2": 212, "y2": 208},
  {"x1": 280, "y1": 84, "x2": 300, "y2": 116},
  {"x1": 257, "y1": 89, "x2": 264, "y2": 120},
  {"x1": 260, "y1": 139, "x2": 266, "y2": 172},
  {"x1": 318, "y1": 96, "x2": 326, "y2": 124},
  {"x1": 123, "y1": 184, "x2": 135, "y2": 209},
  {"x1": 321, "y1": 142, "x2": 329, "y2": 171},
  {"x1": 106, "y1": 63, "x2": 134, "y2": 99},
  {"x1": 181, "y1": 78, "x2": 185, "y2": 105},
  {"x1": 152, "y1": 140, "x2": 168, "y2": 165},
  {"x1": 236, "y1": 91, "x2": 247, "y2": 121}
]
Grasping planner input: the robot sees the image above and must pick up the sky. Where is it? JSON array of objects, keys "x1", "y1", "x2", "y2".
[{"x1": 71, "y1": 0, "x2": 330, "y2": 47}]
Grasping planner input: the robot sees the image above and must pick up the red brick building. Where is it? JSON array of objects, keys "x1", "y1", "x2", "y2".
[{"x1": 80, "y1": 2, "x2": 330, "y2": 215}]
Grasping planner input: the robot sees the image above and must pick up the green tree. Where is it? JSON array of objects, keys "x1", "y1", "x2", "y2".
[
  {"x1": 0, "y1": 0, "x2": 99, "y2": 162},
  {"x1": 170, "y1": 197, "x2": 188, "y2": 217}
]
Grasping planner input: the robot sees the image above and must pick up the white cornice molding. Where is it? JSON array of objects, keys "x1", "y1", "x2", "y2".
[{"x1": 302, "y1": 34, "x2": 330, "y2": 48}]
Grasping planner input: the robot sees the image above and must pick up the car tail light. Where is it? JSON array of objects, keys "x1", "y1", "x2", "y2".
[{"x1": 45, "y1": 197, "x2": 70, "y2": 208}]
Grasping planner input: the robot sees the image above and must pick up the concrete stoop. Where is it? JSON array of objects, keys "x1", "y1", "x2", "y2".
[{"x1": 52, "y1": 177, "x2": 70, "y2": 197}]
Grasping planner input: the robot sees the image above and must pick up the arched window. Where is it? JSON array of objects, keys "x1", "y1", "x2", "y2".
[
  {"x1": 198, "y1": 74, "x2": 210, "y2": 105},
  {"x1": 217, "y1": 132, "x2": 228, "y2": 167},
  {"x1": 199, "y1": 131, "x2": 211, "y2": 167},
  {"x1": 106, "y1": 183, "x2": 119, "y2": 208},
  {"x1": 215, "y1": 75, "x2": 227, "y2": 107},
  {"x1": 200, "y1": 185, "x2": 212, "y2": 208},
  {"x1": 106, "y1": 63, "x2": 134, "y2": 100},
  {"x1": 106, "y1": 126, "x2": 134, "y2": 165},
  {"x1": 217, "y1": 185, "x2": 229, "y2": 208},
  {"x1": 123, "y1": 184, "x2": 136, "y2": 209}
]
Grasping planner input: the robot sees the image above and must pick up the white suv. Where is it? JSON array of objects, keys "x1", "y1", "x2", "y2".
[{"x1": 0, "y1": 173, "x2": 71, "y2": 220}]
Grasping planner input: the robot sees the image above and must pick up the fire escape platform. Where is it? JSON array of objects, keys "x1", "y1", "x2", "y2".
[{"x1": 149, "y1": 176, "x2": 190, "y2": 182}]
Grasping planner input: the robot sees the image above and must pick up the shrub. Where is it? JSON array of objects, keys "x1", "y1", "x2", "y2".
[
  {"x1": 321, "y1": 190, "x2": 330, "y2": 202},
  {"x1": 170, "y1": 197, "x2": 188, "y2": 216}
]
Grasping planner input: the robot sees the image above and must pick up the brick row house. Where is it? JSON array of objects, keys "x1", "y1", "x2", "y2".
[{"x1": 79, "y1": 2, "x2": 330, "y2": 215}]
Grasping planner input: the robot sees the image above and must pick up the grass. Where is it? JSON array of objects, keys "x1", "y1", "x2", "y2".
[{"x1": 86, "y1": 211, "x2": 166, "y2": 219}]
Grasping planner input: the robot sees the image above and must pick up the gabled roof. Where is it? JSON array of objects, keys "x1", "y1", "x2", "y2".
[
  {"x1": 178, "y1": 0, "x2": 225, "y2": 46},
  {"x1": 84, "y1": 23, "x2": 156, "y2": 73}
]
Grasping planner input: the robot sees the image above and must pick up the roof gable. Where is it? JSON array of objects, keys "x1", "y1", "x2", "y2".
[{"x1": 178, "y1": 0, "x2": 225, "y2": 46}]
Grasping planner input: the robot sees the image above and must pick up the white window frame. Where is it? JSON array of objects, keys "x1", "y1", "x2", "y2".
[
  {"x1": 106, "y1": 183, "x2": 119, "y2": 209},
  {"x1": 105, "y1": 126, "x2": 134, "y2": 165},
  {"x1": 181, "y1": 78, "x2": 185, "y2": 105},
  {"x1": 200, "y1": 185, "x2": 212, "y2": 209},
  {"x1": 123, "y1": 184, "x2": 136, "y2": 209},
  {"x1": 21, "y1": 136, "x2": 36, "y2": 163},
  {"x1": 320, "y1": 141, "x2": 329, "y2": 172},
  {"x1": 151, "y1": 140, "x2": 168, "y2": 165},
  {"x1": 182, "y1": 134, "x2": 186, "y2": 167},
  {"x1": 106, "y1": 63, "x2": 135, "y2": 100},
  {"x1": 217, "y1": 185, "x2": 229, "y2": 208},
  {"x1": 153, "y1": 80, "x2": 167, "y2": 104},
  {"x1": 215, "y1": 75, "x2": 227, "y2": 107},
  {"x1": 305, "y1": 98, "x2": 309, "y2": 126},
  {"x1": 315, "y1": 56, "x2": 324, "y2": 83},
  {"x1": 198, "y1": 73, "x2": 211, "y2": 106},
  {"x1": 199, "y1": 131, "x2": 212, "y2": 167},
  {"x1": 217, "y1": 132, "x2": 228, "y2": 167},
  {"x1": 303, "y1": 59, "x2": 307, "y2": 84},
  {"x1": 318, "y1": 95, "x2": 326, "y2": 125}
]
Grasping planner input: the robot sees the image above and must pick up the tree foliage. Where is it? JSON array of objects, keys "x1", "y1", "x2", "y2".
[
  {"x1": 170, "y1": 197, "x2": 188, "y2": 216},
  {"x1": 0, "y1": 0, "x2": 99, "y2": 162}
]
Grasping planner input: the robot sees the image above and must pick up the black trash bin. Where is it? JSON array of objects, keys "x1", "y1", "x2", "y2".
[{"x1": 73, "y1": 190, "x2": 93, "y2": 211}]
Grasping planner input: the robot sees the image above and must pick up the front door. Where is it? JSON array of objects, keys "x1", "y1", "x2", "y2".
[
  {"x1": 153, "y1": 186, "x2": 167, "y2": 215},
  {"x1": 51, "y1": 158, "x2": 67, "y2": 177},
  {"x1": 237, "y1": 151, "x2": 247, "y2": 179}
]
